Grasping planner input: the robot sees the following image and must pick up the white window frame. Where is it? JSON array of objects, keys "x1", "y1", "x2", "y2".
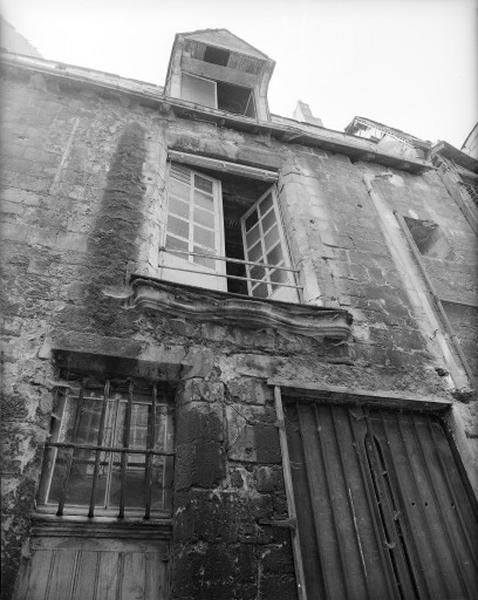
[{"x1": 180, "y1": 72, "x2": 218, "y2": 109}]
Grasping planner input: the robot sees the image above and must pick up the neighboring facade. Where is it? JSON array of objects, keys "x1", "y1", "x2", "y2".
[{"x1": 1, "y1": 29, "x2": 477, "y2": 600}]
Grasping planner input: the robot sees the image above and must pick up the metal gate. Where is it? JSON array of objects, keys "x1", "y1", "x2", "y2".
[{"x1": 284, "y1": 401, "x2": 478, "y2": 600}]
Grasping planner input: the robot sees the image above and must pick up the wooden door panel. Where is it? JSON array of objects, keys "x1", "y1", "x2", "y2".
[
  {"x1": 285, "y1": 402, "x2": 478, "y2": 600},
  {"x1": 14, "y1": 537, "x2": 169, "y2": 600}
]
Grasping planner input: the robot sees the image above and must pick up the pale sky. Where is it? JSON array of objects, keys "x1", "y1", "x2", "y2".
[{"x1": 1, "y1": 0, "x2": 477, "y2": 148}]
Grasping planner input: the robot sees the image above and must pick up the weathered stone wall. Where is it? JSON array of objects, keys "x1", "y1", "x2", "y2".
[{"x1": 1, "y1": 66, "x2": 477, "y2": 598}]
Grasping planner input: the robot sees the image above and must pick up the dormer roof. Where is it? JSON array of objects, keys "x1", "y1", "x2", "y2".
[{"x1": 179, "y1": 28, "x2": 270, "y2": 60}]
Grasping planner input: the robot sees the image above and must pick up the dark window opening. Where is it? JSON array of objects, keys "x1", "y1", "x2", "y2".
[
  {"x1": 203, "y1": 45, "x2": 230, "y2": 66},
  {"x1": 462, "y1": 179, "x2": 478, "y2": 210},
  {"x1": 217, "y1": 81, "x2": 256, "y2": 117},
  {"x1": 404, "y1": 216, "x2": 453, "y2": 259}
]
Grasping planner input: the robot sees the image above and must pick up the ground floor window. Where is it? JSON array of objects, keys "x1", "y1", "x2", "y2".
[{"x1": 37, "y1": 376, "x2": 174, "y2": 519}]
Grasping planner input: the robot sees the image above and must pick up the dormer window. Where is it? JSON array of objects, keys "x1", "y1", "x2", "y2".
[
  {"x1": 181, "y1": 72, "x2": 256, "y2": 117},
  {"x1": 165, "y1": 29, "x2": 275, "y2": 121}
]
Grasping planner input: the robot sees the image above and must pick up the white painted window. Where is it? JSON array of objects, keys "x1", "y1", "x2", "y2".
[{"x1": 160, "y1": 163, "x2": 298, "y2": 302}]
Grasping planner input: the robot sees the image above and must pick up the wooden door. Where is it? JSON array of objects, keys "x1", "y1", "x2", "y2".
[
  {"x1": 285, "y1": 402, "x2": 478, "y2": 600},
  {"x1": 13, "y1": 536, "x2": 169, "y2": 600}
]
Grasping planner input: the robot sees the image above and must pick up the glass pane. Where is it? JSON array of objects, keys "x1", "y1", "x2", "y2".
[
  {"x1": 246, "y1": 224, "x2": 260, "y2": 248},
  {"x1": 248, "y1": 241, "x2": 263, "y2": 263},
  {"x1": 194, "y1": 174, "x2": 213, "y2": 194},
  {"x1": 193, "y1": 251, "x2": 215, "y2": 270},
  {"x1": 250, "y1": 265, "x2": 265, "y2": 281},
  {"x1": 170, "y1": 163, "x2": 190, "y2": 184},
  {"x1": 193, "y1": 189, "x2": 214, "y2": 211},
  {"x1": 261, "y1": 208, "x2": 276, "y2": 234},
  {"x1": 130, "y1": 404, "x2": 149, "y2": 450},
  {"x1": 194, "y1": 207, "x2": 215, "y2": 228},
  {"x1": 167, "y1": 215, "x2": 189, "y2": 239},
  {"x1": 271, "y1": 267, "x2": 288, "y2": 286},
  {"x1": 48, "y1": 448, "x2": 70, "y2": 504},
  {"x1": 181, "y1": 73, "x2": 217, "y2": 109},
  {"x1": 67, "y1": 449, "x2": 96, "y2": 506},
  {"x1": 77, "y1": 399, "x2": 102, "y2": 445},
  {"x1": 124, "y1": 463, "x2": 146, "y2": 508},
  {"x1": 259, "y1": 193, "x2": 273, "y2": 216},
  {"x1": 169, "y1": 178, "x2": 190, "y2": 200},
  {"x1": 245, "y1": 209, "x2": 258, "y2": 231},
  {"x1": 266, "y1": 244, "x2": 283, "y2": 266},
  {"x1": 150, "y1": 458, "x2": 167, "y2": 511},
  {"x1": 165, "y1": 235, "x2": 188, "y2": 253},
  {"x1": 264, "y1": 225, "x2": 279, "y2": 250},
  {"x1": 194, "y1": 226, "x2": 215, "y2": 248},
  {"x1": 252, "y1": 282, "x2": 269, "y2": 298},
  {"x1": 169, "y1": 197, "x2": 189, "y2": 219}
]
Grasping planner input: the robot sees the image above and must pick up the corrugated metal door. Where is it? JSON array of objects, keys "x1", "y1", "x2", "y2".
[
  {"x1": 285, "y1": 402, "x2": 478, "y2": 600},
  {"x1": 13, "y1": 536, "x2": 169, "y2": 600}
]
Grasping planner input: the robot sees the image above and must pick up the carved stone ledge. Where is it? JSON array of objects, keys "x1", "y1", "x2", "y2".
[{"x1": 128, "y1": 275, "x2": 353, "y2": 341}]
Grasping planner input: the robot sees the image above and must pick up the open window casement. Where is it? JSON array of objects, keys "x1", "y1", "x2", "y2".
[
  {"x1": 160, "y1": 163, "x2": 227, "y2": 291},
  {"x1": 160, "y1": 161, "x2": 299, "y2": 302},
  {"x1": 181, "y1": 72, "x2": 218, "y2": 109},
  {"x1": 241, "y1": 189, "x2": 298, "y2": 302}
]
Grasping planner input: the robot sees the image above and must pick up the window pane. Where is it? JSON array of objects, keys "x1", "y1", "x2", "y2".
[
  {"x1": 77, "y1": 399, "x2": 102, "y2": 445},
  {"x1": 245, "y1": 209, "x2": 258, "y2": 231},
  {"x1": 194, "y1": 206, "x2": 215, "y2": 228},
  {"x1": 250, "y1": 265, "x2": 265, "y2": 281},
  {"x1": 194, "y1": 174, "x2": 213, "y2": 194},
  {"x1": 150, "y1": 458, "x2": 168, "y2": 511},
  {"x1": 264, "y1": 224, "x2": 279, "y2": 250},
  {"x1": 252, "y1": 282, "x2": 268, "y2": 298},
  {"x1": 165, "y1": 235, "x2": 188, "y2": 254},
  {"x1": 167, "y1": 215, "x2": 189, "y2": 239},
  {"x1": 193, "y1": 248, "x2": 215, "y2": 270},
  {"x1": 261, "y1": 208, "x2": 276, "y2": 234},
  {"x1": 181, "y1": 73, "x2": 217, "y2": 108},
  {"x1": 271, "y1": 267, "x2": 288, "y2": 287},
  {"x1": 246, "y1": 224, "x2": 260, "y2": 248},
  {"x1": 259, "y1": 193, "x2": 273, "y2": 216},
  {"x1": 169, "y1": 197, "x2": 189, "y2": 219},
  {"x1": 169, "y1": 178, "x2": 190, "y2": 201},
  {"x1": 266, "y1": 244, "x2": 283, "y2": 266},
  {"x1": 248, "y1": 241, "x2": 263, "y2": 263},
  {"x1": 170, "y1": 163, "x2": 190, "y2": 184},
  {"x1": 194, "y1": 226, "x2": 215, "y2": 248},
  {"x1": 193, "y1": 189, "x2": 214, "y2": 211},
  {"x1": 130, "y1": 404, "x2": 149, "y2": 450}
]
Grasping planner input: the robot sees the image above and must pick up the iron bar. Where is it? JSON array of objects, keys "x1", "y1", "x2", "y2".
[
  {"x1": 158, "y1": 262, "x2": 303, "y2": 290},
  {"x1": 56, "y1": 385, "x2": 84, "y2": 516},
  {"x1": 158, "y1": 245, "x2": 300, "y2": 272},
  {"x1": 118, "y1": 380, "x2": 133, "y2": 519},
  {"x1": 144, "y1": 384, "x2": 157, "y2": 520},
  {"x1": 88, "y1": 380, "x2": 110, "y2": 518},
  {"x1": 45, "y1": 442, "x2": 174, "y2": 456}
]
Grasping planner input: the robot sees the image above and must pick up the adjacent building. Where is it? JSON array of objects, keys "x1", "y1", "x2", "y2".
[{"x1": 1, "y1": 28, "x2": 477, "y2": 600}]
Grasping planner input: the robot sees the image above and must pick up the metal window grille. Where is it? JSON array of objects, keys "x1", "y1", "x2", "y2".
[{"x1": 37, "y1": 378, "x2": 174, "y2": 520}]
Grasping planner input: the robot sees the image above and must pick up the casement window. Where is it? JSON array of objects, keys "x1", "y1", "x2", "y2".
[
  {"x1": 159, "y1": 157, "x2": 300, "y2": 302},
  {"x1": 37, "y1": 377, "x2": 174, "y2": 519},
  {"x1": 181, "y1": 72, "x2": 256, "y2": 117}
]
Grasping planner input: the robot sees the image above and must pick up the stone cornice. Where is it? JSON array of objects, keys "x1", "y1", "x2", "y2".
[
  {"x1": 128, "y1": 276, "x2": 352, "y2": 341},
  {"x1": 1, "y1": 52, "x2": 431, "y2": 174}
]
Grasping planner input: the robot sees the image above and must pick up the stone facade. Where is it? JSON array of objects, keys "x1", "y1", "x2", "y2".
[{"x1": 1, "y1": 32, "x2": 477, "y2": 600}]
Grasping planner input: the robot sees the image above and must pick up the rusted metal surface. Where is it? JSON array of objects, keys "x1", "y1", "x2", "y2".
[{"x1": 285, "y1": 401, "x2": 478, "y2": 600}]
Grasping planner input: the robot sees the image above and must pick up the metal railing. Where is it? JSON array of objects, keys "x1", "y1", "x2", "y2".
[{"x1": 158, "y1": 246, "x2": 303, "y2": 295}]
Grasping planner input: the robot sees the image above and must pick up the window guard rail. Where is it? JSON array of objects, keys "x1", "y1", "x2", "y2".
[{"x1": 159, "y1": 246, "x2": 304, "y2": 292}]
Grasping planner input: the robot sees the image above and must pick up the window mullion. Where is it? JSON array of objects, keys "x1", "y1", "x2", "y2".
[
  {"x1": 56, "y1": 382, "x2": 85, "y2": 516},
  {"x1": 104, "y1": 393, "x2": 119, "y2": 509},
  {"x1": 87, "y1": 380, "x2": 110, "y2": 518},
  {"x1": 118, "y1": 381, "x2": 134, "y2": 519}
]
